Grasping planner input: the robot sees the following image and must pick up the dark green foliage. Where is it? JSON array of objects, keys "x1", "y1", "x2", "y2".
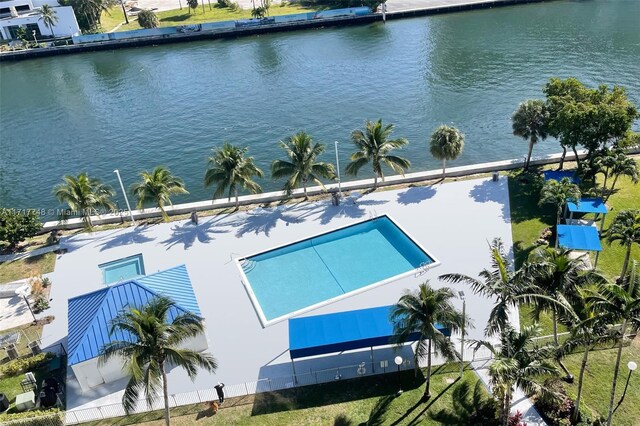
[
  {"x1": 186, "y1": 0, "x2": 198, "y2": 13},
  {"x1": 33, "y1": 295, "x2": 50, "y2": 313},
  {"x1": 535, "y1": 378, "x2": 575, "y2": 426},
  {"x1": 59, "y1": 0, "x2": 118, "y2": 31},
  {"x1": 137, "y1": 9, "x2": 159, "y2": 28},
  {"x1": 0, "y1": 208, "x2": 42, "y2": 249},
  {"x1": 429, "y1": 379, "x2": 499, "y2": 425},
  {"x1": 0, "y1": 409, "x2": 63, "y2": 425},
  {"x1": 1, "y1": 353, "x2": 53, "y2": 376}
]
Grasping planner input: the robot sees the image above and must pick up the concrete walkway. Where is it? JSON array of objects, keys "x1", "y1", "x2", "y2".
[{"x1": 0, "y1": 244, "x2": 59, "y2": 264}]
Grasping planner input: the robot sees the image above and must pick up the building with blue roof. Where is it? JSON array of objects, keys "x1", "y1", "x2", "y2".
[{"x1": 68, "y1": 265, "x2": 208, "y2": 392}]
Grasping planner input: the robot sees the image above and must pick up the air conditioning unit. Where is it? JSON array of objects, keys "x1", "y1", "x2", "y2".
[{"x1": 6, "y1": 344, "x2": 18, "y2": 360}]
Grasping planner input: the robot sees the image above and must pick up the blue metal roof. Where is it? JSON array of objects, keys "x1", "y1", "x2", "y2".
[
  {"x1": 557, "y1": 225, "x2": 602, "y2": 252},
  {"x1": 566, "y1": 198, "x2": 608, "y2": 214},
  {"x1": 289, "y1": 305, "x2": 450, "y2": 359},
  {"x1": 67, "y1": 265, "x2": 200, "y2": 366},
  {"x1": 543, "y1": 170, "x2": 580, "y2": 184}
]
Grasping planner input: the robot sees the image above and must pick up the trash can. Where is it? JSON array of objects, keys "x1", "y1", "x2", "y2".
[
  {"x1": 492, "y1": 171, "x2": 499, "y2": 182},
  {"x1": 0, "y1": 393, "x2": 9, "y2": 412}
]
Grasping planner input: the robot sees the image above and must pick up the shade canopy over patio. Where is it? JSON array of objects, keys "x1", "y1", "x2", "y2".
[
  {"x1": 543, "y1": 170, "x2": 580, "y2": 184},
  {"x1": 289, "y1": 305, "x2": 450, "y2": 360},
  {"x1": 566, "y1": 198, "x2": 608, "y2": 215},
  {"x1": 556, "y1": 225, "x2": 602, "y2": 252}
]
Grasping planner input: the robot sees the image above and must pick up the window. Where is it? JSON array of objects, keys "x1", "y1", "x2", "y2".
[
  {"x1": 15, "y1": 4, "x2": 29, "y2": 11},
  {"x1": 25, "y1": 23, "x2": 41, "y2": 37}
]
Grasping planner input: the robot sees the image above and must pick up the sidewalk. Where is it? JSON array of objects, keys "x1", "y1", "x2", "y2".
[{"x1": 0, "y1": 244, "x2": 60, "y2": 263}]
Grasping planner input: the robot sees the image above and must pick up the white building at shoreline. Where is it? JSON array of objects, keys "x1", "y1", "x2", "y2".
[{"x1": 0, "y1": 0, "x2": 80, "y2": 40}]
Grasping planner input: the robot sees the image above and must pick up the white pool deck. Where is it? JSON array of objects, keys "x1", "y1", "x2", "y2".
[{"x1": 40, "y1": 176, "x2": 519, "y2": 413}]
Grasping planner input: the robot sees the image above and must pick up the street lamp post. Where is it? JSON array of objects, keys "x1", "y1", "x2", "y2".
[
  {"x1": 15, "y1": 285, "x2": 37, "y2": 324},
  {"x1": 394, "y1": 355, "x2": 403, "y2": 395},
  {"x1": 114, "y1": 169, "x2": 136, "y2": 225},
  {"x1": 334, "y1": 141, "x2": 342, "y2": 199},
  {"x1": 32, "y1": 30, "x2": 37, "y2": 45},
  {"x1": 612, "y1": 361, "x2": 637, "y2": 418},
  {"x1": 458, "y1": 291, "x2": 466, "y2": 377}
]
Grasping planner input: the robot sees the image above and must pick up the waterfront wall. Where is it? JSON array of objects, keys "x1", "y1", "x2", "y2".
[{"x1": 41, "y1": 148, "x2": 602, "y2": 231}]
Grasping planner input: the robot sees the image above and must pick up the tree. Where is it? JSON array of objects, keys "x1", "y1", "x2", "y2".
[
  {"x1": 606, "y1": 209, "x2": 640, "y2": 280},
  {"x1": 131, "y1": 166, "x2": 188, "y2": 222},
  {"x1": 59, "y1": 0, "x2": 118, "y2": 32},
  {"x1": 603, "y1": 150, "x2": 638, "y2": 202},
  {"x1": 470, "y1": 325, "x2": 559, "y2": 426},
  {"x1": 390, "y1": 281, "x2": 468, "y2": 400},
  {"x1": 512, "y1": 100, "x2": 548, "y2": 171},
  {"x1": 0, "y1": 209, "x2": 42, "y2": 250},
  {"x1": 53, "y1": 172, "x2": 116, "y2": 229},
  {"x1": 271, "y1": 131, "x2": 335, "y2": 199},
  {"x1": 99, "y1": 296, "x2": 217, "y2": 426},
  {"x1": 345, "y1": 119, "x2": 410, "y2": 190},
  {"x1": 543, "y1": 77, "x2": 639, "y2": 172},
  {"x1": 538, "y1": 177, "x2": 580, "y2": 227},
  {"x1": 39, "y1": 4, "x2": 59, "y2": 37},
  {"x1": 251, "y1": 6, "x2": 266, "y2": 18},
  {"x1": 137, "y1": 9, "x2": 159, "y2": 28},
  {"x1": 429, "y1": 125, "x2": 464, "y2": 179},
  {"x1": 204, "y1": 143, "x2": 263, "y2": 209},
  {"x1": 583, "y1": 266, "x2": 640, "y2": 426},
  {"x1": 186, "y1": 0, "x2": 198, "y2": 13}
]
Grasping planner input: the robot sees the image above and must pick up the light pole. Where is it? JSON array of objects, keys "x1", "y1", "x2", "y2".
[
  {"x1": 120, "y1": 0, "x2": 129, "y2": 24},
  {"x1": 334, "y1": 141, "x2": 342, "y2": 198},
  {"x1": 458, "y1": 291, "x2": 466, "y2": 377},
  {"x1": 32, "y1": 30, "x2": 37, "y2": 45},
  {"x1": 114, "y1": 169, "x2": 136, "y2": 225},
  {"x1": 15, "y1": 285, "x2": 37, "y2": 324},
  {"x1": 612, "y1": 361, "x2": 637, "y2": 418},
  {"x1": 394, "y1": 355, "x2": 403, "y2": 395}
]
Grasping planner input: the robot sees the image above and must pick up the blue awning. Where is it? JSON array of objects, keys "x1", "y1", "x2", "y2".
[
  {"x1": 543, "y1": 170, "x2": 580, "y2": 184},
  {"x1": 566, "y1": 198, "x2": 608, "y2": 214},
  {"x1": 289, "y1": 305, "x2": 450, "y2": 359},
  {"x1": 557, "y1": 225, "x2": 602, "y2": 252}
]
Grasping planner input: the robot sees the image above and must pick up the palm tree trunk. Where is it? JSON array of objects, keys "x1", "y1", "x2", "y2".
[
  {"x1": 605, "y1": 175, "x2": 620, "y2": 203},
  {"x1": 85, "y1": 211, "x2": 94, "y2": 229},
  {"x1": 160, "y1": 361, "x2": 171, "y2": 426},
  {"x1": 234, "y1": 188, "x2": 239, "y2": 210},
  {"x1": 502, "y1": 389, "x2": 512, "y2": 426},
  {"x1": 442, "y1": 159, "x2": 446, "y2": 179},
  {"x1": 606, "y1": 319, "x2": 628, "y2": 426},
  {"x1": 620, "y1": 244, "x2": 631, "y2": 281},
  {"x1": 373, "y1": 174, "x2": 378, "y2": 190},
  {"x1": 601, "y1": 169, "x2": 609, "y2": 198},
  {"x1": 552, "y1": 308, "x2": 558, "y2": 345},
  {"x1": 303, "y1": 182, "x2": 308, "y2": 200},
  {"x1": 558, "y1": 145, "x2": 567, "y2": 170},
  {"x1": 159, "y1": 203, "x2": 168, "y2": 222},
  {"x1": 573, "y1": 346, "x2": 590, "y2": 423},
  {"x1": 525, "y1": 139, "x2": 534, "y2": 170},
  {"x1": 423, "y1": 339, "x2": 432, "y2": 400}
]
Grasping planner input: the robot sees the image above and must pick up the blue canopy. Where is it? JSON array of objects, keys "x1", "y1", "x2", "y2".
[
  {"x1": 566, "y1": 198, "x2": 608, "y2": 214},
  {"x1": 543, "y1": 170, "x2": 580, "y2": 184},
  {"x1": 557, "y1": 225, "x2": 602, "y2": 252},
  {"x1": 289, "y1": 305, "x2": 450, "y2": 359}
]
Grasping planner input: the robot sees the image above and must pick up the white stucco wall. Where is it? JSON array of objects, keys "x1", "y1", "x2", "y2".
[{"x1": 0, "y1": 6, "x2": 79, "y2": 39}]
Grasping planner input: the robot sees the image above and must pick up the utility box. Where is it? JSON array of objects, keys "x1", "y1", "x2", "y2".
[{"x1": 492, "y1": 171, "x2": 499, "y2": 182}]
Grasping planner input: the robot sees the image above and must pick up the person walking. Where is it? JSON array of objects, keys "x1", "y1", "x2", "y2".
[{"x1": 214, "y1": 382, "x2": 225, "y2": 404}]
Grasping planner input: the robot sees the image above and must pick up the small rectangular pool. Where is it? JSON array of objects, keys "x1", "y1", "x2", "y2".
[
  {"x1": 99, "y1": 254, "x2": 145, "y2": 285},
  {"x1": 237, "y1": 215, "x2": 438, "y2": 326}
]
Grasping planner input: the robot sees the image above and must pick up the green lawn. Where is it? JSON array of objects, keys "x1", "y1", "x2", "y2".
[
  {"x1": 100, "y1": 4, "x2": 313, "y2": 33},
  {"x1": 84, "y1": 364, "x2": 491, "y2": 426},
  {"x1": 0, "y1": 252, "x2": 56, "y2": 284}
]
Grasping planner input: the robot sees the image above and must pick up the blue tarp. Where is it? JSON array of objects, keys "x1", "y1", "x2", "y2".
[
  {"x1": 557, "y1": 225, "x2": 602, "y2": 252},
  {"x1": 543, "y1": 170, "x2": 580, "y2": 184},
  {"x1": 289, "y1": 305, "x2": 450, "y2": 359},
  {"x1": 566, "y1": 198, "x2": 608, "y2": 214}
]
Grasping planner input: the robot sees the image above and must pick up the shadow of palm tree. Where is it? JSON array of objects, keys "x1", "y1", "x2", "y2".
[
  {"x1": 318, "y1": 199, "x2": 388, "y2": 225},
  {"x1": 396, "y1": 185, "x2": 437, "y2": 205},
  {"x1": 99, "y1": 226, "x2": 155, "y2": 252},
  {"x1": 160, "y1": 14, "x2": 192, "y2": 23},
  {"x1": 235, "y1": 207, "x2": 305, "y2": 237},
  {"x1": 428, "y1": 379, "x2": 498, "y2": 425},
  {"x1": 162, "y1": 222, "x2": 229, "y2": 250},
  {"x1": 468, "y1": 179, "x2": 510, "y2": 221}
]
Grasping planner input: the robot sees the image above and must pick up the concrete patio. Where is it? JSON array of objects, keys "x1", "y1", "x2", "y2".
[{"x1": 40, "y1": 176, "x2": 515, "y2": 412}]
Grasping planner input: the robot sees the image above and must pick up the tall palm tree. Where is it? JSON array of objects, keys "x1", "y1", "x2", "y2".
[
  {"x1": 470, "y1": 325, "x2": 559, "y2": 426},
  {"x1": 390, "y1": 281, "x2": 468, "y2": 400},
  {"x1": 39, "y1": 4, "x2": 58, "y2": 37},
  {"x1": 606, "y1": 209, "x2": 640, "y2": 280},
  {"x1": 429, "y1": 125, "x2": 465, "y2": 179},
  {"x1": 53, "y1": 172, "x2": 116, "y2": 229},
  {"x1": 539, "y1": 177, "x2": 581, "y2": 228},
  {"x1": 131, "y1": 166, "x2": 188, "y2": 222},
  {"x1": 512, "y1": 100, "x2": 548, "y2": 171},
  {"x1": 204, "y1": 143, "x2": 263, "y2": 209},
  {"x1": 583, "y1": 264, "x2": 640, "y2": 426},
  {"x1": 99, "y1": 296, "x2": 217, "y2": 426},
  {"x1": 271, "y1": 131, "x2": 335, "y2": 199},
  {"x1": 345, "y1": 119, "x2": 410, "y2": 190},
  {"x1": 604, "y1": 151, "x2": 638, "y2": 202}
]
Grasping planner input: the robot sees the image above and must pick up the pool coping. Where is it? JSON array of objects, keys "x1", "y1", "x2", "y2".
[
  {"x1": 234, "y1": 214, "x2": 440, "y2": 328},
  {"x1": 98, "y1": 253, "x2": 146, "y2": 285}
]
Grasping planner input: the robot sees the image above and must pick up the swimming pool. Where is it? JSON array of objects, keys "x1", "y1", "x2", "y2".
[
  {"x1": 238, "y1": 215, "x2": 438, "y2": 326},
  {"x1": 99, "y1": 254, "x2": 145, "y2": 285}
]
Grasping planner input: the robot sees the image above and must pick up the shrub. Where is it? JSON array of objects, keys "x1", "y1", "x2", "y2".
[
  {"x1": 229, "y1": 1, "x2": 240, "y2": 10},
  {"x1": 1, "y1": 352, "x2": 53, "y2": 376},
  {"x1": 33, "y1": 295, "x2": 50, "y2": 313},
  {"x1": 0, "y1": 409, "x2": 63, "y2": 425},
  {"x1": 137, "y1": 9, "x2": 159, "y2": 29},
  {"x1": 535, "y1": 378, "x2": 575, "y2": 426},
  {"x1": 508, "y1": 411, "x2": 528, "y2": 426},
  {"x1": 0, "y1": 208, "x2": 42, "y2": 249},
  {"x1": 217, "y1": 0, "x2": 232, "y2": 7}
]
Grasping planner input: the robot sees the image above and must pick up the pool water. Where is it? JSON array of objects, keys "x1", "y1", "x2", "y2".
[
  {"x1": 99, "y1": 254, "x2": 145, "y2": 285},
  {"x1": 240, "y1": 216, "x2": 435, "y2": 324}
]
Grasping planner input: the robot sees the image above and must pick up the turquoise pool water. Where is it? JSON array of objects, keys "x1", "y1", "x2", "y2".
[
  {"x1": 99, "y1": 254, "x2": 145, "y2": 284},
  {"x1": 241, "y1": 216, "x2": 434, "y2": 322}
]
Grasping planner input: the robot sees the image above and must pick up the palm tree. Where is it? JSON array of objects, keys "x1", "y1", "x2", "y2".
[
  {"x1": 99, "y1": 296, "x2": 217, "y2": 426},
  {"x1": 583, "y1": 264, "x2": 640, "y2": 426},
  {"x1": 606, "y1": 209, "x2": 640, "y2": 280},
  {"x1": 53, "y1": 172, "x2": 116, "y2": 229},
  {"x1": 345, "y1": 119, "x2": 410, "y2": 190},
  {"x1": 512, "y1": 100, "x2": 548, "y2": 171},
  {"x1": 204, "y1": 143, "x2": 263, "y2": 209},
  {"x1": 39, "y1": 4, "x2": 58, "y2": 37},
  {"x1": 131, "y1": 166, "x2": 188, "y2": 222},
  {"x1": 470, "y1": 325, "x2": 559, "y2": 426},
  {"x1": 429, "y1": 125, "x2": 465, "y2": 179},
  {"x1": 604, "y1": 150, "x2": 638, "y2": 202},
  {"x1": 539, "y1": 177, "x2": 581, "y2": 228},
  {"x1": 271, "y1": 131, "x2": 335, "y2": 199},
  {"x1": 390, "y1": 281, "x2": 468, "y2": 400}
]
